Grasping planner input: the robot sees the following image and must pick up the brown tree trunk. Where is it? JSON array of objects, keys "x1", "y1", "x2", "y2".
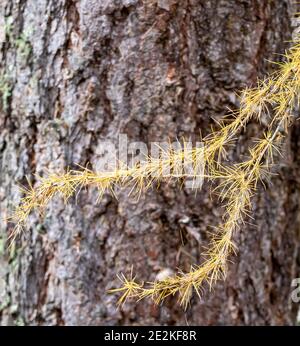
[{"x1": 0, "y1": 0, "x2": 300, "y2": 326}]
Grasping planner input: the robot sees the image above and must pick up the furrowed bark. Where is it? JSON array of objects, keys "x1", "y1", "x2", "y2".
[{"x1": 0, "y1": 0, "x2": 299, "y2": 325}]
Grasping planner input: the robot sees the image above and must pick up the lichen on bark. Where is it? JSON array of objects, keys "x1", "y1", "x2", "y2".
[{"x1": 0, "y1": 0, "x2": 300, "y2": 325}]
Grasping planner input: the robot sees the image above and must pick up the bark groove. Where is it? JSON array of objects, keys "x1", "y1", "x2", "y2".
[{"x1": 0, "y1": 0, "x2": 299, "y2": 325}]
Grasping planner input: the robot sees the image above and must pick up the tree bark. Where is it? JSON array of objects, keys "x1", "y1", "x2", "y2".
[{"x1": 0, "y1": 0, "x2": 300, "y2": 326}]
